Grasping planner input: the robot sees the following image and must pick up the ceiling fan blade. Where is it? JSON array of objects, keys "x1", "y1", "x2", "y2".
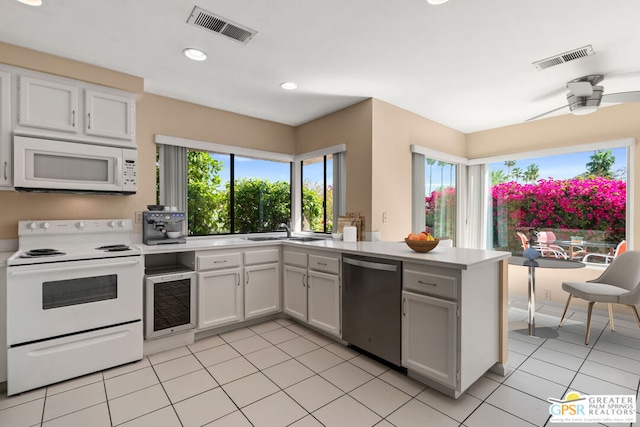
[
  {"x1": 526, "y1": 104, "x2": 569, "y2": 122},
  {"x1": 602, "y1": 91, "x2": 640, "y2": 103},
  {"x1": 567, "y1": 81, "x2": 593, "y2": 97}
]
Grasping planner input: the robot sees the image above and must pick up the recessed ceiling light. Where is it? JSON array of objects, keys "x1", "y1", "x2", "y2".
[
  {"x1": 426, "y1": 0, "x2": 450, "y2": 4},
  {"x1": 280, "y1": 82, "x2": 298, "y2": 90},
  {"x1": 182, "y1": 48, "x2": 207, "y2": 61},
  {"x1": 17, "y1": 0, "x2": 42, "y2": 5}
]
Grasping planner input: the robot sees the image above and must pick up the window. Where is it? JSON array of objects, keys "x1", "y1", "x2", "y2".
[
  {"x1": 186, "y1": 149, "x2": 291, "y2": 236},
  {"x1": 489, "y1": 147, "x2": 628, "y2": 261},
  {"x1": 424, "y1": 158, "x2": 457, "y2": 242},
  {"x1": 301, "y1": 155, "x2": 333, "y2": 233},
  {"x1": 156, "y1": 135, "x2": 345, "y2": 238}
]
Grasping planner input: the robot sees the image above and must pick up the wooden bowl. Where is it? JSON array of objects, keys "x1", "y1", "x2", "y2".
[{"x1": 404, "y1": 238, "x2": 440, "y2": 253}]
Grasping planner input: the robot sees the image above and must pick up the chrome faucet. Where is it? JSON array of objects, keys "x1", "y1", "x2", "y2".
[{"x1": 279, "y1": 222, "x2": 292, "y2": 238}]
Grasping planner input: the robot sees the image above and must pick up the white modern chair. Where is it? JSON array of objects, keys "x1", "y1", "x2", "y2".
[{"x1": 558, "y1": 250, "x2": 640, "y2": 345}]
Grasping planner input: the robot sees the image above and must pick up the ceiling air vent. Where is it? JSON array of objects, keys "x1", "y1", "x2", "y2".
[
  {"x1": 187, "y1": 6, "x2": 257, "y2": 45},
  {"x1": 533, "y1": 45, "x2": 595, "y2": 71}
]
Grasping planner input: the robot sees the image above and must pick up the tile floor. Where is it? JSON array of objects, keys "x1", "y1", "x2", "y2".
[{"x1": 1, "y1": 299, "x2": 639, "y2": 427}]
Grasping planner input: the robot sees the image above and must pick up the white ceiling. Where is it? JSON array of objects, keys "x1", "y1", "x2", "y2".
[{"x1": 2, "y1": 0, "x2": 640, "y2": 133}]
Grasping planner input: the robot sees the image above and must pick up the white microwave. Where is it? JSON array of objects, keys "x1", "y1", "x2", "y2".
[{"x1": 13, "y1": 135, "x2": 137, "y2": 195}]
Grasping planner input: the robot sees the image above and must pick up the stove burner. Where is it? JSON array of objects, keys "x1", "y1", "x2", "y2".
[
  {"x1": 97, "y1": 244, "x2": 131, "y2": 252},
  {"x1": 21, "y1": 248, "x2": 66, "y2": 258}
]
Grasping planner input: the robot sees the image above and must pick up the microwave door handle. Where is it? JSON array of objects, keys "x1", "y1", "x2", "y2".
[{"x1": 115, "y1": 157, "x2": 122, "y2": 187}]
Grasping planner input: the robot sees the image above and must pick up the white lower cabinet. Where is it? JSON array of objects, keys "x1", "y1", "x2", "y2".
[
  {"x1": 402, "y1": 290, "x2": 457, "y2": 387},
  {"x1": 244, "y1": 263, "x2": 280, "y2": 319},
  {"x1": 283, "y1": 248, "x2": 341, "y2": 337},
  {"x1": 283, "y1": 265, "x2": 307, "y2": 322},
  {"x1": 197, "y1": 267, "x2": 243, "y2": 329},
  {"x1": 401, "y1": 261, "x2": 499, "y2": 398},
  {"x1": 308, "y1": 270, "x2": 341, "y2": 336}
]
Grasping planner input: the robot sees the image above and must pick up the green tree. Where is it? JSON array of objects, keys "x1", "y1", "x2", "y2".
[
  {"x1": 511, "y1": 167, "x2": 523, "y2": 182},
  {"x1": 504, "y1": 160, "x2": 516, "y2": 179},
  {"x1": 426, "y1": 158, "x2": 436, "y2": 193},
  {"x1": 187, "y1": 151, "x2": 227, "y2": 235},
  {"x1": 523, "y1": 164, "x2": 540, "y2": 183},
  {"x1": 490, "y1": 170, "x2": 508, "y2": 186},
  {"x1": 302, "y1": 181, "x2": 324, "y2": 231},
  {"x1": 233, "y1": 179, "x2": 291, "y2": 233},
  {"x1": 586, "y1": 150, "x2": 616, "y2": 178}
]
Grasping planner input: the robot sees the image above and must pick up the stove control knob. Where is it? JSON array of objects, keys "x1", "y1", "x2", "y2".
[
  {"x1": 117, "y1": 220, "x2": 126, "y2": 227},
  {"x1": 108, "y1": 220, "x2": 117, "y2": 228},
  {"x1": 27, "y1": 222, "x2": 38, "y2": 230},
  {"x1": 40, "y1": 222, "x2": 50, "y2": 230},
  {"x1": 76, "y1": 221, "x2": 86, "y2": 230}
]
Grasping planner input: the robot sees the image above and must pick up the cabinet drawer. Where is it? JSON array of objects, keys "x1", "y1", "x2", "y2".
[
  {"x1": 283, "y1": 251, "x2": 307, "y2": 268},
  {"x1": 244, "y1": 249, "x2": 280, "y2": 265},
  {"x1": 309, "y1": 254, "x2": 340, "y2": 274},
  {"x1": 197, "y1": 252, "x2": 241, "y2": 271},
  {"x1": 403, "y1": 267, "x2": 457, "y2": 300}
]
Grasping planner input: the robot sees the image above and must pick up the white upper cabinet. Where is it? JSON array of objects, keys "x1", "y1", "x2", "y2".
[
  {"x1": 85, "y1": 89, "x2": 135, "y2": 140},
  {"x1": 14, "y1": 69, "x2": 136, "y2": 147},
  {"x1": 0, "y1": 69, "x2": 11, "y2": 188},
  {"x1": 18, "y1": 76, "x2": 79, "y2": 134}
]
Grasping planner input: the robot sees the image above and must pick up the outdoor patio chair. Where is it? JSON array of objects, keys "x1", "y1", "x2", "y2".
[
  {"x1": 536, "y1": 231, "x2": 571, "y2": 259},
  {"x1": 581, "y1": 240, "x2": 627, "y2": 265},
  {"x1": 558, "y1": 250, "x2": 640, "y2": 344},
  {"x1": 517, "y1": 231, "x2": 568, "y2": 259}
]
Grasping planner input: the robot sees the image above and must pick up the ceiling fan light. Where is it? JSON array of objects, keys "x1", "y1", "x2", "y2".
[
  {"x1": 567, "y1": 86, "x2": 603, "y2": 116},
  {"x1": 426, "y1": 0, "x2": 450, "y2": 4},
  {"x1": 571, "y1": 105, "x2": 599, "y2": 116}
]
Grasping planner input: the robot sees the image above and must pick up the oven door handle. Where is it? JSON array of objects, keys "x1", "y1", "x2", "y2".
[{"x1": 9, "y1": 260, "x2": 140, "y2": 276}]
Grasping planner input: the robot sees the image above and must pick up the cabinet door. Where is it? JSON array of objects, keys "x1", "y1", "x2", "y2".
[
  {"x1": 244, "y1": 263, "x2": 281, "y2": 319},
  {"x1": 197, "y1": 268, "x2": 243, "y2": 329},
  {"x1": 18, "y1": 76, "x2": 78, "y2": 133},
  {"x1": 401, "y1": 291, "x2": 457, "y2": 388},
  {"x1": 283, "y1": 265, "x2": 307, "y2": 322},
  {"x1": 308, "y1": 270, "x2": 341, "y2": 337},
  {"x1": 85, "y1": 89, "x2": 135, "y2": 140},
  {"x1": 0, "y1": 70, "x2": 10, "y2": 187}
]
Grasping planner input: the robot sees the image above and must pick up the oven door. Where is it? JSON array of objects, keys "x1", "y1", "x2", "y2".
[
  {"x1": 145, "y1": 271, "x2": 196, "y2": 339},
  {"x1": 7, "y1": 256, "x2": 143, "y2": 346}
]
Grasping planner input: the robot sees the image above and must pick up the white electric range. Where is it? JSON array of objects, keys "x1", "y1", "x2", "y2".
[{"x1": 6, "y1": 219, "x2": 144, "y2": 395}]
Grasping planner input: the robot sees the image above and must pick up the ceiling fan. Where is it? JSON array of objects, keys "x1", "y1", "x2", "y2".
[{"x1": 527, "y1": 74, "x2": 640, "y2": 121}]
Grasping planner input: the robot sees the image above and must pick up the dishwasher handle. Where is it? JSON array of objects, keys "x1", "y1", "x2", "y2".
[{"x1": 343, "y1": 257, "x2": 398, "y2": 272}]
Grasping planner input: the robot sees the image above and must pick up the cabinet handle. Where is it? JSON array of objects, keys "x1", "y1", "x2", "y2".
[
  {"x1": 246, "y1": 272, "x2": 250, "y2": 285},
  {"x1": 213, "y1": 260, "x2": 228, "y2": 264},
  {"x1": 417, "y1": 280, "x2": 438, "y2": 287},
  {"x1": 402, "y1": 298, "x2": 406, "y2": 316},
  {"x1": 236, "y1": 272, "x2": 240, "y2": 287},
  {"x1": 72, "y1": 110, "x2": 75, "y2": 127},
  {"x1": 3, "y1": 161, "x2": 7, "y2": 180},
  {"x1": 87, "y1": 112, "x2": 91, "y2": 129},
  {"x1": 317, "y1": 262, "x2": 328, "y2": 266},
  {"x1": 302, "y1": 274, "x2": 306, "y2": 287}
]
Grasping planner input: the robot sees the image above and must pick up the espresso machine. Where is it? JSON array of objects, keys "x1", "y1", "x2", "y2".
[{"x1": 143, "y1": 211, "x2": 187, "y2": 245}]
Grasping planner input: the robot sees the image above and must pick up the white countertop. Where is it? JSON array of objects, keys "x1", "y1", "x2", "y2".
[{"x1": 139, "y1": 236, "x2": 510, "y2": 270}]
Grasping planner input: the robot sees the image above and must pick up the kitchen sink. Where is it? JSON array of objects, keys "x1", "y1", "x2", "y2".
[
  {"x1": 244, "y1": 236, "x2": 286, "y2": 241},
  {"x1": 243, "y1": 236, "x2": 323, "y2": 242},
  {"x1": 286, "y1": 237, "x2": 323, "y2": 242}
]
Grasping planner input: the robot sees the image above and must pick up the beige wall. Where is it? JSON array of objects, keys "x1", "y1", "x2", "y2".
[
  {"x1": 371, "y1": 99, "x2": 466, "y2": 240},
  {"x1": 0, "y1": 44, "x2": 296, "y2": 239},
  {"x1": 295, "y1": 100, "x2": 374, "y2": 230}
]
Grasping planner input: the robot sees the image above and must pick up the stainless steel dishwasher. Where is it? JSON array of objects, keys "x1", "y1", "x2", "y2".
[{"x1": 342, "y1": 254, "x2": 402, "y2": 366}]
